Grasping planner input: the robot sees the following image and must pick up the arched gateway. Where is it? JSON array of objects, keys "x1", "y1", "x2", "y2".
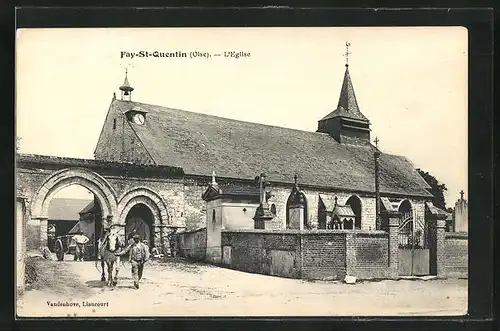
[
  {"x1": 31, "y1": 168, "x2": 118, "y2": 220},
  {"x1": 29, "y1": 168, "x2": 119, "y2": 253}
]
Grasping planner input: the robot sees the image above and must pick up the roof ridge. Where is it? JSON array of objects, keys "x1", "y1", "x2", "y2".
[{"x1": 115, "y1": 99, "x2": 343, "y2": 138}]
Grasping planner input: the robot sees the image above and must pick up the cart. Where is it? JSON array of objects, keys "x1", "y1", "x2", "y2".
[
  {"x1": 54, "y1": 234, "x2": 97, "y2": 261},
  {"x1": 53, "y1": 235, "x2": 76, "y2": 261}
]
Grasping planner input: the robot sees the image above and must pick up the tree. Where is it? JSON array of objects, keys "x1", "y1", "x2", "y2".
[{"x1": 416, "y1": 168, "x2": 448, "y2": 210}]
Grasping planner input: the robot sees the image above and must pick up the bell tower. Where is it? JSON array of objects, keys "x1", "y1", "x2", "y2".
[
  {"x1": 119, "y1": 68, "x2": 134, "y2": 102},
  {"x1": 317, "y1": 42, "x2": 371, "y2": 144}
]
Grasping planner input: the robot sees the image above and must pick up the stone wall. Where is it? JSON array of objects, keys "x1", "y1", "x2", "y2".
[
  {"x1": 177, "y1": 228, "x2": 207, "y2": 261},
  {"x1": 301, "y1": 231, "x2": 347, "y2": 279},
  {"x1": 219, "y1": 229, "x2": 391, "y2": 281},
  {"x1": 444, "y1": 232, "x2": 468, "y2": 278},
  {"x1": 221, "y1": 230, "x2": 302, "y2": 279}
]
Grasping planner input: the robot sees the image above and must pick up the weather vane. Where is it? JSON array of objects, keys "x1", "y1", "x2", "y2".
[{"x1": 344, "y1": 41, "x2": 351, "y2": 66}]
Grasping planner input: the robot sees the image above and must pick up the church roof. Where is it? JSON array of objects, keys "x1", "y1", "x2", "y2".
[
  {"x1": 113, "y1": 99, "x2": 432, "y2": 197},
  {"x1": 320, "y1": 67, "x2": 369, "y2": 122}
]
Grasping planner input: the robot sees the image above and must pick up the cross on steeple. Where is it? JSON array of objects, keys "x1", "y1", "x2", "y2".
[
  {"x1": 294, "y1": 173, "x2": 298, "y2": 185},
  {"x1": 374, "y1": 136, "x2": 379, "y2": 150},
  {"x1": 460, "y1": 190, "x2": 464, "y2": 200},
  {"x1": 344, "y1": 41, "x2": 351, "y2": 67}
]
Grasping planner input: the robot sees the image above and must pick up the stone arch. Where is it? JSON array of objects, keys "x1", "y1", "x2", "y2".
[
  {"x1": 346, "y1": 194, "x2": 363, "y2": 229},
  {"x1": 398, "y1": 199, "x2": 414, "y2": 215},
  {"x1": 117, "y1": 187, "x2": 170, "y2": 225},
  {"x1": 31, "y1": 168, "x2": 118, "y2": 219}
]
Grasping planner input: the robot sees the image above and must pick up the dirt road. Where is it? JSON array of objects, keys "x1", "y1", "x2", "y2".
[{"x1": 17, "y1": 256, "x2": 468, "y2": 317}]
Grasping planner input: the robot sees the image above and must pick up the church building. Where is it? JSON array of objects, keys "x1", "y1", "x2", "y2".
[{"x1": 92, "y1": 60, "x2": 433, "y2": 236}]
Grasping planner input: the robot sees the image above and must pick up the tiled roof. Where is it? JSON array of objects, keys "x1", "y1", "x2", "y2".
[
  {"x1": 320, "y1": 67, "x2": 369, "y2": 122},
  {"x1": 48, "y1": 198, "x2": 93, "y2": 221},
  {"x1": 380, "y1": 197, "x2": 399, "y2": 212},
  {"x1": 218, "y1": 184, "x2": 260, "y2": 197},
  {"x1": 115, "y1": 99, "x2": 432, "y2": 197},
  {"x1": 333, "y1": 205, "x2": 356, "y2": 218},
  {"x1": 425, "y1": 202, "x2": 451, "y2": 218},
  {"x1": 78, "y1": 201, "x2": 95, "y2": 215}
]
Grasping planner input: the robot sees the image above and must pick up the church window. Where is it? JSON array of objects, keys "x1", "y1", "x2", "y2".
[
  {"x1": 113, "y1": 119, "x2": 116, "y2": 130},
  {"x1": 212, "y1": 210, "x2": 216, "y2": 223},
  {"x1": 346, "y1": 195, "x2": 362, "y2": 229},
  {"x1": 271, "y1": 204, "x2": 276, "y2": 215}
]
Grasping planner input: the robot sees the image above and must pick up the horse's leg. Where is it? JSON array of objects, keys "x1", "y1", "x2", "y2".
[
  {"x1": 112, "y1": 257, "x2": 120, "y2": 286},
  {"x1": 107, "y1": 261, "x2": 114, "y2": 286},
  {"x1": 100, "y1": 259, "x2": 106, "y2": 282}
]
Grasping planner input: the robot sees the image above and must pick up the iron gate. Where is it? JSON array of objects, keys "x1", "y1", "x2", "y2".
[{"x1": 398, "y1": 211, "x2": 430, "y2": 276}]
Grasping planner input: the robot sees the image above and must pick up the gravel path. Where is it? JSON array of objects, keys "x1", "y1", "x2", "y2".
[{"x1": 17, "y1": 256, "x2": 468, "y2": 317}]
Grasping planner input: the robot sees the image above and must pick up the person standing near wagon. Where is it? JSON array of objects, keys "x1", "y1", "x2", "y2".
[
  {"x1": 72, "y1": 231, "x2": 89, "y2": 261},
  {"x1": 115, "y1": 234, "x2": 150, "y2": 289}
]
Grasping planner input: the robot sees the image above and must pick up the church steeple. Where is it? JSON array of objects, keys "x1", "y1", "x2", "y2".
[
  {"x1": 317, "y1": 42, "x2": 371, "y2": 144},
  {"x1": 119, "y1": 69, "x2": 134, "y2": 102}
]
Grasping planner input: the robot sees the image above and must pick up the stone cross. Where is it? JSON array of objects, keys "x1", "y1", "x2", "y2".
[
  {"x1": 258, "y1": 173, "x2": 267, "y2": 205},
  {"x1": 211, "y1": 171, "x2": 217, "y2": 186},
  {"x1": 344, "y1": 41, "x2": 351, "y2": 66}
]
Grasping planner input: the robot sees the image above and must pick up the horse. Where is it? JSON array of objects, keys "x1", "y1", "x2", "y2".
[{"x1": 96, "y1": 230, "x2": 124, "y2": 286}]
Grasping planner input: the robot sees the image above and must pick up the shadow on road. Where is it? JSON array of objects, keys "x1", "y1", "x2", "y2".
[{"x1": 85, "y1": 279, "x2": 137, "y2": 290}]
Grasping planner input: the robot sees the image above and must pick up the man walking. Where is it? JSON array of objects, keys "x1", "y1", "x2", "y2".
[
  {"x1": 115, "y1": 234, "x2": 150, "y2": 289},
  {"x1": 72, "y1": 231, "x2": 89, "y2": 261}
]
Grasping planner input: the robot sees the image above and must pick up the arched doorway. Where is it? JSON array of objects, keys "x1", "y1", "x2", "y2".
[
  {"x1": 346, "y1": 195, "x2": 362, "y2": 229},
  {"x1": 125, "y1": 204, "x2": 153, "y2": 247}
]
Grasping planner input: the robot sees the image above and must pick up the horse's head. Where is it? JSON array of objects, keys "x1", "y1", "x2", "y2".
[{"x1": 106, "y1": 233, "x2": 120, "y2": 252}]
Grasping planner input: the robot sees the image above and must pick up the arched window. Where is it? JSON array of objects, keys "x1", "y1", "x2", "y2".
[
  {"x1": 346, "y1": 195, "x2": 362, "y2": 229},
  {"x1": 212, "y1": 209, "x2": 216, "y2": 223},
  {"x1": 270, "y1": 204, "x2": 276, "y2": 215}
]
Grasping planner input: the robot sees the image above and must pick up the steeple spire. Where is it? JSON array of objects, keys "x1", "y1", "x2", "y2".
[
  {"x1": 119, "y1": 68, "x2": 134, "y2": 101},
  {"x1": 336, "y1": 65, "x2": 364, "y2": 117}
]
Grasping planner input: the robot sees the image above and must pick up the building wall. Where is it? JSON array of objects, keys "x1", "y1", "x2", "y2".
[
  {"x1": 205, "y1": 199, "x2": 223, "y2": 263},
  {"x1": 220, "y1": 199, "x2": 258, "y2": 230},
  {"x1": 177, "y1": 228, "x2": 206, "y2": 261},
  {"x1": 444, "y1": 232, "x2": 468, "y2": 278},
  {"x1": 182, "y1": 178, "x2": 208, "y2": 230},
  {"x1": 94, "y1": 101, "x2": 154, "y2": 165}
]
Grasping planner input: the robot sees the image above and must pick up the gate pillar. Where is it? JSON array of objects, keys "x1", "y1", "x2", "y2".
[
  {"x1": 429, "y1": 217, "x2": 447, "y2": 277},
  {"x1": 29, "y1": 216, "x2": 49, "y2": 249},
  {"x1": 385, "y1": 210, "x2": 401, "y2": 279}
]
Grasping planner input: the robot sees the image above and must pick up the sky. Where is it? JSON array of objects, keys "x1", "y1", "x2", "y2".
[{"x1": 16, "y1": 27, "x2": 468, "y2": 207}]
